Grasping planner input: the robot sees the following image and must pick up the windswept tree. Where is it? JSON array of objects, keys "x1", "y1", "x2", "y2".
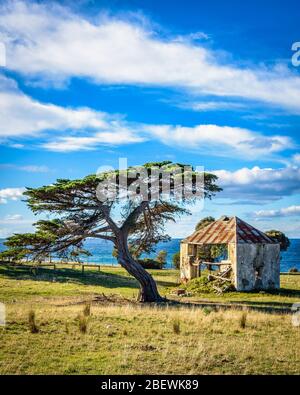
[{"x1": 4, "y1": 161, "x2": 221, "y2": 302}]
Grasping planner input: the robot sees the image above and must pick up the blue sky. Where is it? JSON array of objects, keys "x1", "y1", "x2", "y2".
[{"x1": 0, "y1": 0, "x2": 300, "y2": 238}]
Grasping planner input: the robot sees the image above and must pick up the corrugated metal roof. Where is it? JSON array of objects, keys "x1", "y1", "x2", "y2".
[{"x1": 183, "y1": 216, "x2": 276, "y2": 245}]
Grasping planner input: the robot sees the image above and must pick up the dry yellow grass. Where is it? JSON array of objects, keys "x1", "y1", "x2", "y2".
[
  {"x1": 1, "y1": 265, "x2": 300, "y2": 374},
  {"x1": 1, "y1": 302, "x2": 299, "y2": 375}
]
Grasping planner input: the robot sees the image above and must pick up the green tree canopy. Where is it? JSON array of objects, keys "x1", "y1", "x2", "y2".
[
  {"x1": 156, "y1": 250, "x2": 167, "y2": 266},
  {"x1": 265, "y1": 230, "x2": 291, "y2": 251},
  {"x1": 172, "y1": 252, "x2": 180, "y2": 269},
  {"x1": 195, "y1": 216, "x2": 215, "y2": 231}
]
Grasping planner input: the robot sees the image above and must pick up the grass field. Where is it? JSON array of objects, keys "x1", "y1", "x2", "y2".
[{"x1": 0, "y1": 263, "x2": 300, "y2": 374}]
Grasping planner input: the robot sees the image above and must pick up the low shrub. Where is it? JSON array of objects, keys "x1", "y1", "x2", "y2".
[
  {"x1": 181, "y1": 275, "x2": 235, "y2": 295},
  {"x1": 182, "y1": 276, "x2": 214, "y2": 294},
  {"x1": 172, "y1": 318, "x2": 181, "y2": 334},
  {"x1": 83, "y1": 303, "x2": 91, "y2": 316},
  {"x1": 203, "y1": 306, "x2": 213, "y2": 315},
  {"x1": 78, "y1": 315, "x2": 87, "y2": 334},
  {"x1": 239, "y1": 311, "x2": 247, "y2": 329},
  {"x1": 28, "y1": 310, "x2": 39, "y2": 334}
]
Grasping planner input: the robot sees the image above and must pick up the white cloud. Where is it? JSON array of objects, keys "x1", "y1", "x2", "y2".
[
  {"x1": 0, "y1": 163, "x2": 49, "y2": 172},
  {"x1": 43, "y1": 122, "x2": 292, "y2": 156},
  {"x1": 1, "y1": 1, "x2": 300, "y2": 113},
  {"x1": 293, "y1": 153, "x2": 300, "y2": 163},
  {"x1": 3, "y1": 214, "x2": 23, "y2": 222},
  {"x1": 254, "y1": 206, "x2": 300, "y2": 218},
  {"x1": 9, "y1": 143, "x2": 24, "y2": 149},
  {"x1": 213, "y1": 166, "x2": 300, "y2": 202},
  {"x1": 0, "y1": 3, "x2": 296, "y2": 157},
  {"x1": 0, "y1": 187, "x2": 25, "y2": 204},
  {"x1": 0, "y1": 74, "x2": 144, "y2": 148},
  {"x1": 19, "y1": 165, "x2": 49, "y2": 172},
  {"x1": 0, "y1": 75, "x2": 291, "y2": 157},
  {"x1": 180, "y1": 101, "x2": 246, "y2": 112},
  {"x1": 145, "y1": 124, "x2": 293, "y2": 159},
  {"x1": 0, "y1": 75, "x2": 109, "y2": 137},
  {"x1": 174, "y1": 31, "x2": 210, "y2": 43},
  {"x1": 0, "y1": 42, "x2": 5, "y2": 67},
  {"x1": 42, "y1": 128, "x2": 145, "y2": 152},
  {"x1": 188, "y1": 31, "x2": 210, "y2": 41}
]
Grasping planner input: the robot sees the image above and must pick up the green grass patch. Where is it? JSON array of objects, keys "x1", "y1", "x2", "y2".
[
  {"x1": 0, "y1": 263, "x2": 300, "y2": 374},
  {"x1": 0, "y1": 263, "x2": 180, "y2": 303}
]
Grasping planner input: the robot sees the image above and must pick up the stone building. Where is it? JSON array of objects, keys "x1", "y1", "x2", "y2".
[{"x1": 180, "y1": 216, "x2": 281, "y2": 291}]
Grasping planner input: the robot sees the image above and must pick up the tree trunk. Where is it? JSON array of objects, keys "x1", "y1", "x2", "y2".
[{"x1": 116, "y1": 234, "x2": 164, "y2": 303}]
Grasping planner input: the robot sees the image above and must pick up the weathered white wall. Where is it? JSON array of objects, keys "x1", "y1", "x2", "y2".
[
  {"x1": 180, "y1": 242, "x2": 198, "y2": 281},
  {"x1": 234, "y1": 243, "x2": 280, "y2": 291}
]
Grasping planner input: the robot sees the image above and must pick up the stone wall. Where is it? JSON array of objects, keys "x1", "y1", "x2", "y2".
[
  {"x1": 234, "y1": 243, "x2": 280, "y2": 291},
  {"x1": 180, "y1": 242, "x2": 198, "y2": 281}
]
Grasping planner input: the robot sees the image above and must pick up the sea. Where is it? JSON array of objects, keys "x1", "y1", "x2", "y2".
[{"x1": 0, "y1": 238, "x2": 299, "y2": 272}]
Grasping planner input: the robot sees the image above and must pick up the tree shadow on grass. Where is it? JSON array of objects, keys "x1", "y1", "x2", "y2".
[
  {"x1": 231, "y1": 288, "x2": 300, "y2": 307},
  {"x1": 0, "y1": 264, "x2": 139, "y2": 290},
  {"x1": 0, "y1": 264, "x2": 177, "y2": 290},
  {"x1": 181, "y1": 288, "x2": 300, "y2": 310},
  {"x1": 221, "y1": 299, "x2": 299, "y2": 309}
]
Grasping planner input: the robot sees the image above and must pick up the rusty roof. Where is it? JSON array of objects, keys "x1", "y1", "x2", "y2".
[{"x1": 183, "y1": 216, "x2": 277, "y2": 245}]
